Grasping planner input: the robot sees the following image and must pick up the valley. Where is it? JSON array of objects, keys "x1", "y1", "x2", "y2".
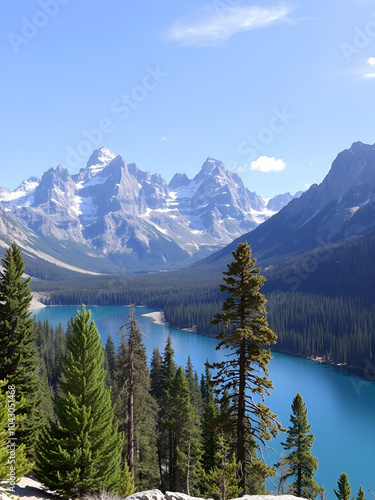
[{"x1": 14, "y1": 140, "x2": 374, "y2": 376}]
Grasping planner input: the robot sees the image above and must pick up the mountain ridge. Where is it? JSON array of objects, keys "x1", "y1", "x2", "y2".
[
  {"x1": 197, "y1": 141, "x2": 375, "y2": 270},
  {"x1": 0, "y1": 148, "x2": 299, "y2": 272}
]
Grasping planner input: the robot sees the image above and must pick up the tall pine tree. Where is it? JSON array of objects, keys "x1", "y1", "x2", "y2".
[
  {"x1": 282, "y1": 393, "x2": 321, "y2": 499},
  {"x1": 156, "y1": 334, "x2": 177, "y2": 491},
  {"x1": 0, "y1": 242, "x2": 42, "y2": 458},
  {"x1": 35, "y1": 307, "x2": 123, "y2": 498},
  {"x1": 185, "y1": 356, "x2": 203, "y2": 417},
  {"x1": 116, "y1": 308, "x2": 159, "y2": 490},
  {"x1": 334, "y1": 473, "x2": 351, "y2": 500},
  {"x1": 104, "y1": 334, "x2": 117, "y2": 390},
  {"x1": 210, "y1": 242, "x2": 283, "y2": 493},
  {"x1": 163, "y1": 366, "x2": 202, "y2": 495},
  {"x1": 150, "y1": 347, "x2": 163, "y2": 404},
  {"x1": 201, "y1": 364, "x2": 220, "y2": 474}
]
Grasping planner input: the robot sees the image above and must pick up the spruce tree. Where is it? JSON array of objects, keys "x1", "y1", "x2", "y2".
[
  {"x1": 104, "y1": 335, "x2": 117, "y2": 383},
  {"x1": 201, "y1": 364, "x2": 220, "y2": 474},
  {"x1": 334, "y1": 473, "x2": 351, "y2": 500},
  {"x1": 104, "y1": 334, "x2": 117, "y2": 397},
  {"x1": 185, "y1": 356, "x2": 203, "y2": 417},
  {"x1": 160, "y1": 334, "x2": 177, "y2": 396},
  {"x1": 0, "y1": 242, "x2": 42, "y2": 458},
  {"x1": 119, "y1": 461, "x2": 136, "y2": 497},
  {"x1": 356, "y1": 486, "x2": 366, "y2": 500},
  {"x1": 282, "y1": 393, "x2": 321, "y2": 498},
  {"x1": 157, "y1": 334, "x2": 178, "y2": 491},
  {"x1": 0, "y1": 381, "x2": 32, "y2": 489},
  {"x1": 200, "y1": 360, "x2": 212, "y2": 403},
  {"x1": 116, "y1": 308, "x2": 159, "y2": 490},
  {"x1": 163, "y1": 366, "x2": 203, "y2": 495},
  {"x1": 35, "y1": 307, "x2": 123, "y2": 498},
  {"x1": 209, "y1": 242, "x2": 283, "y2": 492},
  {"x1": 203, "y1": 432, "x2": 242, "y2": 500},
  {"x1": 150, "y1": 347, "x2": 163, "y2": 404}
]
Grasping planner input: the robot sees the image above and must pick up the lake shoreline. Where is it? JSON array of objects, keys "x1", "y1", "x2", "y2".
[
  {"x1": 271, "y1": 347, "x2": 368, "y2": 381},
  {"x1": 141, "y1": 307, "x2": 369, "y2": 381},
  {"x1": 33, "y1": 302, "x2": 371, "y2": 381}
]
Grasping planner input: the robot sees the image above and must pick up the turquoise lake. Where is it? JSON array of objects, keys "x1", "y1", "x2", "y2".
[{"x1": 33, "y1": 305, "x2": 375, "y2": 497}]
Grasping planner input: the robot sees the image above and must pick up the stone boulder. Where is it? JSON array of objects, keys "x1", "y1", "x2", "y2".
[
  {"x1": 165, "y1": 493, "x2": 212, "y2": 500},
  {"x1": 126, "y1": 490, "x2": 165, "y2": 500},
  {"x1": 126, "y1": 492, "x2": 303, "y2": 500}
]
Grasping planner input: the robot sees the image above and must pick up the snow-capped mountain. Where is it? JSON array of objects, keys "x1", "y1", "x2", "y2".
[
  {"x1": 168, "y1": 157, "x2": 274, "y2": 238},
  {"x1": 0, "y1": 148, "x2": 297, "y2": 271}
]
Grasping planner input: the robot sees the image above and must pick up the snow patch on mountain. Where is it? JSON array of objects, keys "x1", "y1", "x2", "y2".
[{"x1": 0, "y1": 147, "x2": 296, "y2": 271}]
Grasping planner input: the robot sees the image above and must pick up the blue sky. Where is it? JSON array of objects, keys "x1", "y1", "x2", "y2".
[{"x1": 2, "y1": 0, "x2": 375, "y2": 197}]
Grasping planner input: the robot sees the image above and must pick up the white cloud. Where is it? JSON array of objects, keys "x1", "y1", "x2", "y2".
[
  {"x1": 368, "y1": 57, "x2": 375, "y2": 66},
  {"x1": 161, "y1": 136, "x2": 168, "y2": 141},
  {"x1": 250, "y1": 156, "x2": 286, "y2": 172},
  {"x1": 363, "y1": 73, "x2": 375, "y2": 79},
  {"x1": 165, "y1": 4, "x2": 293, "y2": 46}
]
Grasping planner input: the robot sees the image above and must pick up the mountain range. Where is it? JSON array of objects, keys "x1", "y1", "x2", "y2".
[
  {"x1": 0, "y1": 148, "x2": 299, "y2": 272},
  {"x1": 200, "y1": 141, "x2": 375, "y2": 270}
]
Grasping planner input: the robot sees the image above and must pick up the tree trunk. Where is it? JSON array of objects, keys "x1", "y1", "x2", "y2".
[
  {"x1": 238, "y1": 337, "x2": 246, "y2": 493},
  {"x1": 128, "y1": 322, "x2": 135, "y2": 485},
  {"x1": 186, "y1": 411, "x2": 192, "y2": 495}
]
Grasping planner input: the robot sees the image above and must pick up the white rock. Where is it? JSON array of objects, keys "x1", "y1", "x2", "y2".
[
  {"x1": 165, "y1": 493, "x2": 211, "y2": 500},
  {"x1": 126, "y1": 490, "x2": 165, "y2": 500}
]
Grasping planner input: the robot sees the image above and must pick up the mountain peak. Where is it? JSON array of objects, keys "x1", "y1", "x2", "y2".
[
  {"x1": 194, "y1": 157, "x2": 225, "y2": 182},
  {"x1": 86, "y1": 147, "x2": 116, "y2": 172},
  {"x1": 15, "y1": 176, "x2": 41, "y2": 192},
  {"x1": 169, "y1": 172, "x2": 190, "y2": 190},
  {"x1": 349, "y1": 141, "x2": 372, "y2": 152}
]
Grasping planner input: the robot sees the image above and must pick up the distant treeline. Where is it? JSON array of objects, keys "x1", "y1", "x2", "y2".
[{"x1": 30, "y1": 230, "x2": 375, "y2": 374}]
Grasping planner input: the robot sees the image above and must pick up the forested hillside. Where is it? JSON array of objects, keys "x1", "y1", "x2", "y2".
[{"x1": 27, "y1": 229, "x2": 375, "y2": 375}]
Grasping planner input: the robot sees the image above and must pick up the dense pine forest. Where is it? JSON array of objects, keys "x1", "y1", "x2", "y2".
[
  {"x1": 25, "y1": 230, "x2": 375, "y2": 374},
  {"x1": 0, "y1": 242, "x2": 373, "y2": 498}
]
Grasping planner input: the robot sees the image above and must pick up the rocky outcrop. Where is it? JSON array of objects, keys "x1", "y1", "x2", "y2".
[
  {"x1": 125, "y1": 490, "x2": 165, "y2": 500},
  {"x1": 125, "y1": 492, "x2": 303, "y2": 500}
]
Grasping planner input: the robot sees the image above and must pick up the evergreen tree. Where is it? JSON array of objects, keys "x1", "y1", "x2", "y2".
[
  {"x1": 356, "y1": 486, "x2": 366, "y2": 500},
  {"x1": 35, "y1": 307, "x2": 123, "y2": 498},
  {"x1": 119, "y1": 461, "x2": 136, "y2": 497},
  {"x1": 150, "y1": 347, "x2": 163, "y2": 404},
  {"x1": 334, "y1": 473, "x2": 351, "y2": 500},
  {"x1": 163, "y1": 366, "x2": 203, "y2": 495},
  {"x1": 185, "y1": 356, "x2": 203, "y2": 417},
  {"x1": 36, "y1": 358, "x2": 54, "y2": 423},
  {"x1": 201, "y1": 364, "x2": 220, "y2": 474},
  {"x1": 0, "y1": 242, "x2": 42, "y2": 458},
  {"x1": 209, "y1": 242, "x2": 283, "y2": 492},
  {"x1": 116, "y1": 308, "x2": 159, "y2": 490},
  {"x1": 104, "y1": 335, "x2": 117, "y2": 383},
  {"x1": 157, "y1": 334, "x2": 178, "y2": 491},
  {"x1": 104, "y1": 334, "x2": 117, "y2": 395},
  {"x1": 160, "y1": 334, "x2": 177, "y2": 397},
  {"x1": 282, "y1": 393, "x2": 321, "y2": 499},
  {"x1": 0, "y1": 381, "x2": 32, "y2": 489},
  {"x1": 200, "y1": 360, "x2": 212, "y2": 403},
  {"x1": 203, "y1": 432, "x2": 242, "y2": 500}
]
